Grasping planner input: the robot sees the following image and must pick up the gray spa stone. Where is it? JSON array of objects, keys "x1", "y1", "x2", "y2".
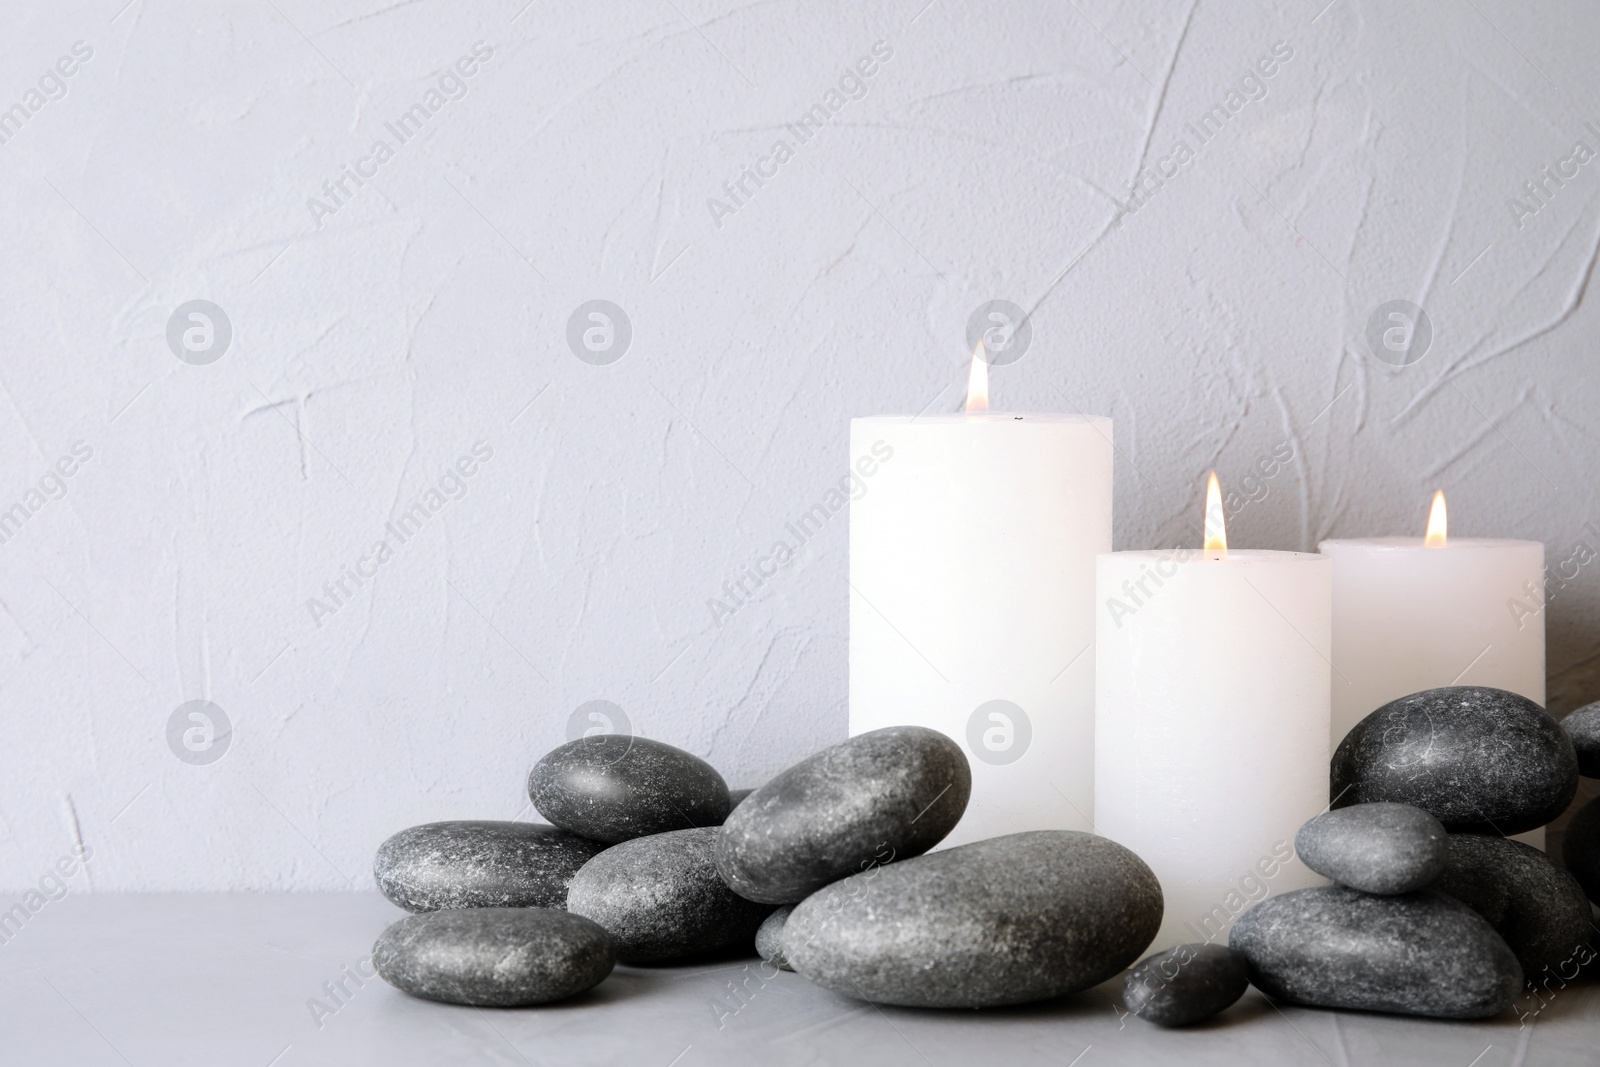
[
  {"x1": 1229, "y1": 887, "x2": 1521, "y2": 1019},
  {"x1": 727, "y1": 788, "x2": 754, "y2": 812},
  {"x1": 1124, "y1": 943, "x2": 1250, "y2": 1027},
  {"x1": 1331, "y1": 686, "x2": 1578, "y2": 835},
  {"x1": 785, "y1": 830, "x2": 1162, "y2": 1009},
  {"x1": 1563, "y1": 795, "x2": 1600, "y2": 905},
  {"x1": 1562, "y1": 701, "x2": 1600, "y2": 778},
  {"x1": 373, "y1": 821, "x2": 608, "y2": 912},
  {"x1": 566, "y1": 827, "x2": 773, "y2": 963},
  {"x1": 754, "y1": 905, "x2": 794, "y2": 971},
  {"x1": 714, "y1": 726, "x2": 971, "y2": 904},
  {"x1": 373, "y1": 907, "x2": 614, "y2": 1007},
  {"x1": 528, "y1": 736, "x2": 730, "y2": 844},
  {"x1": 1294, "y1": 803, "x2": 1447, "y2": 895},
  {"x1": 1433, "y1": 833, "x2": 1594, "y2": 977}
]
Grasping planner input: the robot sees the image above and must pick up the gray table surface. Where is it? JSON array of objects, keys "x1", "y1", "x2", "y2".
[{"x1": 0, "y1": 892, "x2": 1594, "y2": 1066}]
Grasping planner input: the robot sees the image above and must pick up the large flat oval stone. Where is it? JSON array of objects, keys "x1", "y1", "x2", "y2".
[
  {"x1": 1229, "y1": 886, "x2": 1521, "y2": 1019},
  {"x1": 785, "y1": 830, "x2": 1161, "y2": 1009},
  {"x1": 714, "y1": 726, "x2": 971, "y2": 904},
  {"x1": 374, "y1": 821, "x2": 608, "y2": 912},
  {"x1": 1331, "y1": 686, "x2": 1578, "y2": 835},
  {"x1": 1432, "y1": 833, "x2": 1593, "y2": 977},
  {"x1": 528, "y1": 736, "x2": 730, "y2": 843},
  {"x1": 373, "y1": 907, "x2": 614, "y2": 1007},
  {"x1": 566, "y1": 827, "x2": 773, "y2": 963}
]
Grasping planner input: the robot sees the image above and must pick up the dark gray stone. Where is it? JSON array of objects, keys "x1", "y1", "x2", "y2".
[
  {"x1": 373, "y1": 908, "x2": 614, "y2": 1007},
  {"x1": 1563, "y1": 795, "x2": 1600, "y2": 906},
  {"x1": 528, "y1": 736, "x2": 730, "y2": 844},
  {"x1": 373, "y1": 821, "x2": 607, "y2": 912},
  {"x1": 754, "y1": 905, "x2": 793, "y2": 971},
  {"x1": 1295, "y1": 803, "x2": 1447, "y2": 895},
  {"x1": 1562, "y1": 702, "x2": 1600, "y2": 778},
  {"x1": 727, "y1": 788, "x2": 754, "y2": 812},
  {"x1": 1331, "y1": 686, "x2": 1578, "y2": 835},
  {"x1": 566, "y1": 827, "x2": 773, "y2": 963},
  {"x1": 714, "y1": 726, "x2": 971, "y2": 904},
  {"x1": 1124, "y1": 943, "x2": 1249, "y2": 1027},
  {"x1": 1229, "y1": 887, "x2": 1521, "y2": 1020},
  {"x1": 785, "y1": 830, "x2": 1161, "y2": 1009},
  {"x1": 1433, "y1": 833, "x2": 1594, "y2": 978}
]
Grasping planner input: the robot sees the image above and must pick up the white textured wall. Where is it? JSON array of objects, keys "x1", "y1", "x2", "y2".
[{"x1": 2, "y1": 0, "x2": 1598, "y2": 891}]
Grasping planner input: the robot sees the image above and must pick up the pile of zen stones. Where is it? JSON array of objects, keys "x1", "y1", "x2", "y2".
[{"x1": 369, "y1": 685, "x2": 1600, "y2": 1028}]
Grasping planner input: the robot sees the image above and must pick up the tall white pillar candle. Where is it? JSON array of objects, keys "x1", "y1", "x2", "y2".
[
  {"x1": 849, "y1": 401, "x2": 1111, "y2": 847},
  {"x1": 1096, "y1": 481, "x2": 1331, "y2": 951}
]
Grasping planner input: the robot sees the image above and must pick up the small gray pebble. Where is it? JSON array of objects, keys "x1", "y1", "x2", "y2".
[
  {"x1": 1563, "y1": 795, "x2": 1600, "y2": 906},
  {"x1": 1295, "y1": 803, "x2": 1447, "y2": 894},
  {"x1": 754, "y1": 905, "x2": 794, "y2": 971},
  {"x1": 1331, "y1": 686, "x2": 1578, "y2": 835},
  {"x1": 715, "y1": 726, "x2": 971, "y2": 904},
  {"x1": 567, "y1": 827, "x2": 773, "y2": 963},
  {"x1": 785, "y1": 830, "x2": 1161, "y2": 1009},
  {"x1": 1432, "y1": 833, "x2": 1593, "y2": 978},
  {"x1": 1230, "y1": 887, "x2": 1521, "y2": 1020},
  {"x1": 1562, "y1": 702, "x2": 1600, "y2": 778},
  {"x1": 374, "y1": 821, "x2": 607, "y2": 912},
  {"x1": 1124, "y1": 943, "x2": 1249, "y2": 1027},
  {"x1": 529, "y1": 736, "x2": 730, "y2": 844},
  {"x1": 373, "y1": 908, "x2": 614, "y2": 1007}
]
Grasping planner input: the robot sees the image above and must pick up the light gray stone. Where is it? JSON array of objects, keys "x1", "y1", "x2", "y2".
[
  {"x1": 373, "y1": 908, "x2": 614, "y2": 1007},
  {"x1": 714, "y1": 726, "x2": 970, "y2": 904},
  {"x1": 785, "y1": 830, "x2": 1161, "y2": 1009},
  {"x1": 373, "y1": 821, "x2": 607, "y2": 912},
  {"x1": 1229, "y1": 887, "x2": 1521, "y2": 1020},
  {"x1": 1295, "y1": 803, "x2": 1447, "y2": 894},
  {"x1": 566, "y1": 827, "x2": 773, "y2": 963},
  {"x1": 528, "y1": 736, "x2": 730, "y2": 844},
  {"x1": 1123, "y1": 943, "x2": 1249, "y2": 1027}
]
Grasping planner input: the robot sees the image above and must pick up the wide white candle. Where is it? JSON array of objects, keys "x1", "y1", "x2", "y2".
[
  {"x1": 1096, "y1": 475, "x2": 1330, "y2": 951},
  {"x1": 850, "y1": 353, "x2": 1112, "y2": 846}
]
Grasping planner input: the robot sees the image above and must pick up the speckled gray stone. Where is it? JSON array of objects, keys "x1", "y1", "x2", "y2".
[
  {"x1": 1295, "y1": 803, "x2": 1447, "y2": 895},
  {"x1": 1562, "y1": 702, "x2": 1600, "y2": 778},
  {"x1": 1331, "y1": 686, "x2": 1579, "y2": 835},
  {"x1": 373, "y1": 908, "x2": 614, "y2": 1007},
  {"x1": 1432, "y1": 833, "x2": 1593, "y2": 977},
  {"x1": 566, "y1": 827, "x2": 773, "y2": 963},
  {"x1": 1123, "y1": 943, "x2": 1249, "y2": 1027},
  {"x1": 1563, "y1": 795, "x2": 1600, "y2": 906},
  {"x1": 1229, "y1": 887, "x2": 1521, "y2": 1020},
  {"x1": 754, "y1": 905, "x2": 793, "y2": 971},
  {"x1": 373, "y1": 821, "x2": 608, "y2": 912},
  {"x1": 714, "y1": 726, "x2": 971, "y2": 905},
  {"x1": 785, "y1": 830, "x2": 1161, "y2": 1009},
  {"x1": 528, "y1": 736, "x2": 730, "y2": 844}
]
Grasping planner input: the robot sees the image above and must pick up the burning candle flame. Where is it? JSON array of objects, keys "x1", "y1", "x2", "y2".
[
  {"x1": 1204, "y1": 471, "x2": 1227, "y2": 553},
  {"x1": 1425, "y1": 489, "x2": 1447, "y2": 548},
  {"x1": 965, "y1": 341, "x2": 989, "y2": 413}
]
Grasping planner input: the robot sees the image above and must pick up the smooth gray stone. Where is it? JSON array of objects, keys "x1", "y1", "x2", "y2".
[
  {"x1": 785, "y1": 830, "x2": 1161, "y2": 1009},
  {"x1": 1229, "y1": 887, "x2": 1521, "y2": 1020},
  {"x1": 1331, "y1": 686, "x2": 1578, "y2": 835},
  {"x1": 528, "y1": 736, "x2": 730, "y2": 844},
  {"x1": 373, "y1": 907, "x2": 614, "y2": 1007},
  {"x1": 373, "y1": 821, "x2": 607, "y2": 912},
  {"x1": 1563, "y1": 795, "x2": 1600, "y2": 905},
  {"x1": 754, "y1": 905, "x2": 793, "y2": 971},
  {"x1": 566, "y1": 827, "x2": 773, "y2": 963},
  {"x1": 727, "y1": 788, "x2": 754, "y2": 812},
  {"x1": 1563, "y1": 702, "x2": 1600, "y2": 778},
  {"x1": 1295, "y1": 803, "x2": 1447, "y2": 894},
  {"x1": 1433, "y1": 833, "x2": 1594, "y2": 978},
  {"x1": 1124, "y1": 943, "x2": 1249, "y2": 1027},
  {"x1": 714, "y1": 726, "x2": 971, "y2": 904}
]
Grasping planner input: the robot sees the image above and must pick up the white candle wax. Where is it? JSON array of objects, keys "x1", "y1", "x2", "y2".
[
  {"x1": 849, "y1": 413, "x2": 1112, "y2": 846},
  {"x1": 1096, "y1": 548, "x2": 1331, "y2": 951}
]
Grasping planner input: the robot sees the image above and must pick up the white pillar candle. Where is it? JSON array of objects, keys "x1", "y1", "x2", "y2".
[
  {"x1": 850, "y1": 352, "x2": 1112, "y2": 846},
  {"x1": 1096, "y1": 475, "x2": 1331, "y2": 951},
  {"x1": 1320, "y1": 492, "x2": 1546, "y2": 845}
]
